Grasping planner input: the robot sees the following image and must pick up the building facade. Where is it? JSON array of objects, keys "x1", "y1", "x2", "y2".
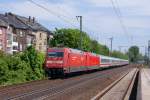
[
  {"x1": 0, "y1": 12, "x2": 52, "y2": 54},
  {"x1": 15, "y1": 14, "x2": 52, "y2": 53},
  {"x1": 6, "y1": 26, "x2": 13, "y2": 54},
  {"x1": 0, "y1": 19, "x2": 7, "y2": 52},
  {"x1": 33, "y1": 31, "x2": 47, "y2": 52}
]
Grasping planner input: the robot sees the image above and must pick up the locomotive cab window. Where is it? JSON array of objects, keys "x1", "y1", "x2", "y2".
[{"x1": 48, "y1": 52, "x2": 64, "y2": 57}]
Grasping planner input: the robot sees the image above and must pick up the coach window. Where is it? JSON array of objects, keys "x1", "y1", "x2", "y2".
[{"x1": 101, "y1": 59, "x2": 110, "y2": 63}]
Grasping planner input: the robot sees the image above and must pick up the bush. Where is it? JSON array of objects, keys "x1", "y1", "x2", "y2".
[
  {"x1": 0, "y1": 58, "x2": 9, "y2": 85},
  {"x1": 0, "y1": 46, "x2": 46, "y2": 86},
  {"x1": 20, "y1": 46, "x2": 45, "y2": 80}
]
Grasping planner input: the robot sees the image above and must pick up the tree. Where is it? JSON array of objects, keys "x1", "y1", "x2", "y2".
[
  {"x1": 128, "y1": 46, "x2": 139, "y2": 63},
  {"x1": 50, "y1": 28, "x2": 91, "y2": 51},
  {"x1": 49, "y1": 28, "x2": 110, "y2": 55},
  {"x1": 90, "y1": 40, "x2": 101, "y2": 54},
  {"x1": 99, "y1": 45, "x2": 110, "y2": 56},
  {"x1": 111, "y1": 50, "x2": 128, "y2": 59}
]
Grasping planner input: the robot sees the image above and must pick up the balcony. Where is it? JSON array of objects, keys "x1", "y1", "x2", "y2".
[
  {"x1": 7, "y1": 40, "x2": 12, "y2": 47},
  {"x1": 27, "y1": 43, "x2": 32, "y2": 46},
  {"x1": 12, "y1": 42, "x2": 18, "y2": 47}
]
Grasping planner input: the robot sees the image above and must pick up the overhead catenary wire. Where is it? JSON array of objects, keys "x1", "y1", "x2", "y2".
[
  {"x1": 109, "y1": 0, "x2": 131, "y2": 41},
  {"x1": 27, "y1": 0, "x2": 78, "y2": 28},
  {"x1": 27, "y1": 0, "x2": 103, "y2": 43}
]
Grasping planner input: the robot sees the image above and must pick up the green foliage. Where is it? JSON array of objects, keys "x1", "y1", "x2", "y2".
[
  {"x1": 50, "y1": 28, "x2": 91, "y2": 51},
  {"x1": 90, "y1": 40, "x2": 110, "y2": 56},
  {"x1": 50, "y1": 28, "x2": 110, "y2": 55},
  {"x1": 128, "y1": 46, "x2": 140, "y2": 62},
  {"x1": 49, "y1": 28, "x2": 128, "y2": 59},
  {"x1": 0, "y1": 46, "x2": 45, "y2": 86},
  {"x1": 111, "y1": 50, "x2": 128, "y2": 60},
  {"x1": 99, "y1": 45, "x2": 110, "y2": 56},
  {"x1": 90, "y1": 40, "x2": 100, "y2": 54},
  {"x1": 0, "y1": 58, "x2": 9, "y2": 84},
  {"x1": 21, "y1": 46, "x2": 45, "y2": 80}
]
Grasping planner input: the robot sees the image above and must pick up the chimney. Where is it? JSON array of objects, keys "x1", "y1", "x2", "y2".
[
  {"x1": 5, "y1": 13, "x2": 8, "y2": 17},
  {"x1": 33, "y1": 17, "x2": 35, "y2": 23},
  {"x1": 29, "y1": 16, "x2": 31, "y2": 22}
]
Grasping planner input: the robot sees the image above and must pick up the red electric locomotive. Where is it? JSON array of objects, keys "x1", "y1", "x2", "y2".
[{"x1": 45, "y1": 47, "x2": 99, "y2": 76}]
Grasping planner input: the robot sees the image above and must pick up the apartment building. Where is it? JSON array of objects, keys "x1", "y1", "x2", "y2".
[
  {"x1": 15, "y1": 14, "x2": 52, "y2": 53},
  {"x1": 0, "y1": 13, "x2": 35, "y2": 54},
  {"x1": 0, "y1": 12, "x2": 52, "y2": 54}
]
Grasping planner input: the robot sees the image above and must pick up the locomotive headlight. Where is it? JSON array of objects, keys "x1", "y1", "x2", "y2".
[
  {"x1": 47, "y1": 61, "x2": 52, "y2": 63},
  {"x1": 56, "y1": 61, "x2": 63, "y2": 64}
]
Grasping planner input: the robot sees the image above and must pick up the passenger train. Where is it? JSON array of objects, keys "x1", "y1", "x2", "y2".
[{"x1": 45, "y1": 47, "x2": 129, "y2": 77}]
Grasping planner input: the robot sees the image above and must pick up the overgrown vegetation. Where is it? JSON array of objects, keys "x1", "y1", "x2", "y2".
[
  {"x1": 111, "y1": 50, "x2": 128, "y2": 60},
  {"x1": 0, "y1": 46, "x2": 45, "y2": 86},
  {"x1": 128, "y1": 46, "x2": 145, "y2": 63}
]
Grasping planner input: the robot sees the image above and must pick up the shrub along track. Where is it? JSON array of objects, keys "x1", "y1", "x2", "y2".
[{"x1": 0, "y1": 65, "x2": 136, "y2": 100}]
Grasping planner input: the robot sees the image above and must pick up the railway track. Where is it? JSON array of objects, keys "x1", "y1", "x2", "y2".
[
  {"x1": 0, "y1": 65, "x2": 135, "y2": 100},
  {"x1": 91, "y1": 68, "x2": 139, "y2": 100}
]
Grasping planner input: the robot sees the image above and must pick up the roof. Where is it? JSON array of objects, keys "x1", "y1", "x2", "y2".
[
  {"x1": 0, "y1": 13, "x2": 28, "y2": 29},
  {"x1": 0, "y1": 12, "x2": 53, "y2": 35},
  {"x1": 0, "y1": 19, "x2": 8, "y2": 27},
  {"x1": 13, "y1": 13, "x2": 52, "y2": 34}
]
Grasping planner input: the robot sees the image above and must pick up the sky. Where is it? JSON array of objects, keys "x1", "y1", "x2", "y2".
[{"x1": 0, "y1": 0, "x2": 150, "y2": 54}]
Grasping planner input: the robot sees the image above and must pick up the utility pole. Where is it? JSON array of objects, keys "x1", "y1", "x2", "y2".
[
  {"x1": 76, "y1": 16, "x2": 82, "y2": 50},
  {"x1": 109, "y1": 37, "x2": 113, "y2": 56},
  {"x1": 145, "y1": 46, "x2": 148, "y2": 59},
  {"x1": 148, "y1": 40, "x2": 150, "y2": 65},
  {"x1": 118, "y1": 46, "x2": 127, "y2": 52},
  {"x1": 118, "y1": 46, "x2": 122, "y2": 52}
]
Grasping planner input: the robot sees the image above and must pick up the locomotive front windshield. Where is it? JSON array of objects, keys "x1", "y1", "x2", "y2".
[{"x1": 48, "y1": 52, "x2": 64, "y2": 57}]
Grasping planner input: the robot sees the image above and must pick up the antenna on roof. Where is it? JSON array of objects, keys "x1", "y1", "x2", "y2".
[
  {"x1": 33, "y1": 17, "x2": 35, "y2": 23},
  {"x1": 29, "y1": 16, "x2": 31, "y2": 22}
]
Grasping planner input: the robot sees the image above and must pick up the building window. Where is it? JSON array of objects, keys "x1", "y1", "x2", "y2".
[
  {"x1": 13, "y1": 46, "x2": 18, "y2": 50},
  {"x1": 13, "y1": 35, "x2": 17, "y2": 42},
  {"x1": 27, "y1": 35, "x2": 32, "y2": 46},
  {"x1": 20, "y1": 44, "x2": 22, "y2": 51},
  {"x1": 20, "y1": 31, "x2": 23, "y2": 37},
  {"x1": 40, "y1": 33, "x2": 42, "y2": 39},
  {"x1": 44, "y1": 39, "x2": 47, "y2": 45},
  {"x1": 0, "y1": 29, "x2": 2, "y2": 35},
  {"x1": 39, "y1": 43, "x2": 42, "y2": 50},
  {"x1": 0, "y1": 40, "x2": 2, "y2": 50}
]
